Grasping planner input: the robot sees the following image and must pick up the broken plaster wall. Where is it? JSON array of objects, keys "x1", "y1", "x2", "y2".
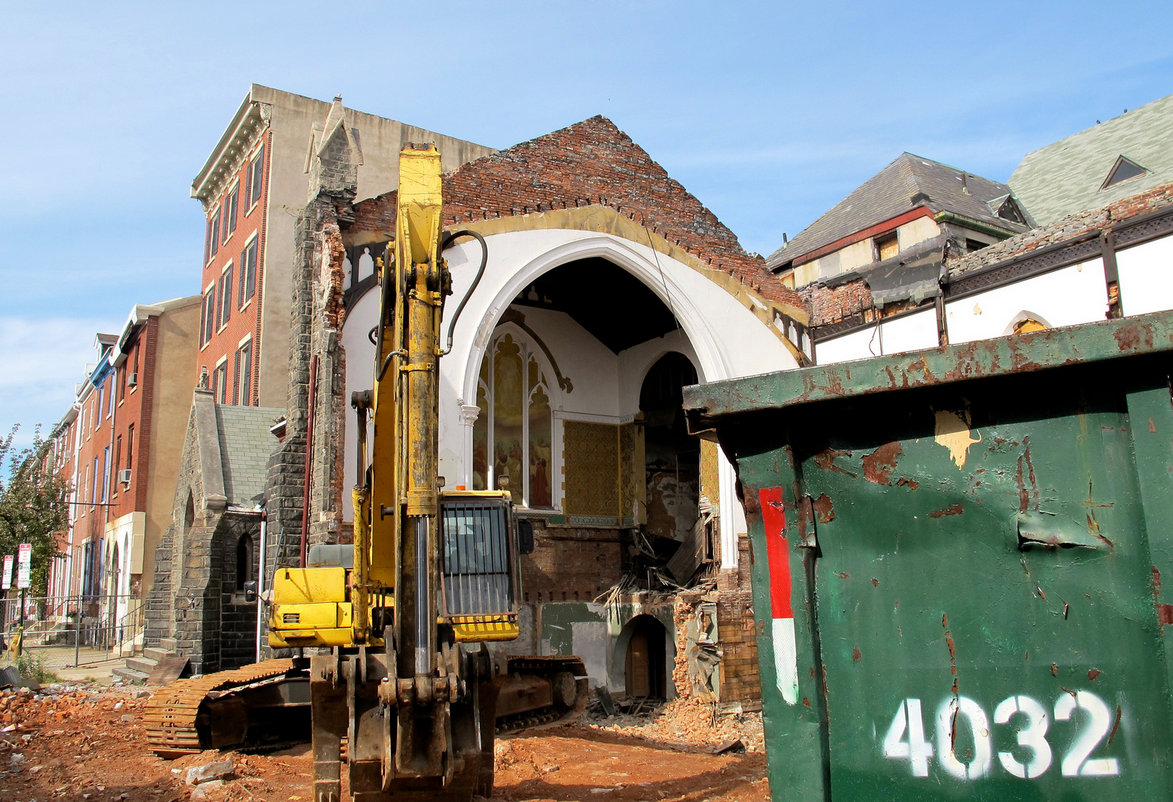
[{"x1": 670, "y1": 535, "x2": 760, "y2": 709}]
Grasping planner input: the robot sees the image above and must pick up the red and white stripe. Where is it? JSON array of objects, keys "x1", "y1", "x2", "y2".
[{"x1": 759, "y1": 487, "x2": 798, "y2": 705}]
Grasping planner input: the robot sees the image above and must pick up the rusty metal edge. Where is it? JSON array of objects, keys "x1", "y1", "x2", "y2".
[{"x1": 683, "y1": 309, "x2": 1173, "y2": 428}]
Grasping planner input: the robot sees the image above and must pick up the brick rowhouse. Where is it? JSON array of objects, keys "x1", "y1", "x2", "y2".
[{"x1": 197, "y1": 131, "x2": 270, "y2": 407}]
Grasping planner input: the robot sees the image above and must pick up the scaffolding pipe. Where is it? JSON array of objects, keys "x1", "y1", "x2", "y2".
[
  {"x1": 300, "y1": 356, "x2": 319, "y2": 567},
  {"x1": 256, "y1": 511, "x2": 267, "y2": 663}
]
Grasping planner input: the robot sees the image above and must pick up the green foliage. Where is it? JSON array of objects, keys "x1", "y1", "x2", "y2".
[
  {"x1": 0, "y1": 425, "x2": 69, "y2": 597},
  {"x1": 0, "y1": 648, "x2": 61, "y2": 685}
]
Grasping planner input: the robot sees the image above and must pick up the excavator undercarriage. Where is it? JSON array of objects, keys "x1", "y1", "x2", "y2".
[{"x1": 145, "y1": 654, "x2": 587, "y2": 761}]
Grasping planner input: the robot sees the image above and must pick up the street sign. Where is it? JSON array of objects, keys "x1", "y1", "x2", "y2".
[
  {"x1": 16, "y1": 544, "x2": 31, "y2": 590},
  {"x1": 1, "y1": 555, "x2": 11, "y2": 590}
]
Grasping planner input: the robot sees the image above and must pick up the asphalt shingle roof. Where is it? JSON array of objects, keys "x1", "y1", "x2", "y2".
[
  {"x1": 766, "y1": 153, "x2": 1031, "y2": 270},
  {"x1": 215, "y1": 405, "x2": 283, "y2": 507},
  {"x1": 1009, "y1": 93, "x2": 1173, "y2": 225}
]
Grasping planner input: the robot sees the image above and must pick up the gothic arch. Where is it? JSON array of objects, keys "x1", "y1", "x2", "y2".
[{"x1": 461, "y1": 235, "x2": 732, "y2": 408}]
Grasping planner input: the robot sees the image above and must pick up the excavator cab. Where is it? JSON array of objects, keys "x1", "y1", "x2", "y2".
[
  {"x1": 268, "y1": 492, "x2": 531, "y2": 648},
  {"x1": 440, "y1": 491, "x2": 532, "y2": 642}
]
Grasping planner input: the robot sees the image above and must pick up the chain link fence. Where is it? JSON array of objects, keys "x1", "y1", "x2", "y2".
[{"x1": 0, "y1": 593, "x2": 143, "y2": 669}]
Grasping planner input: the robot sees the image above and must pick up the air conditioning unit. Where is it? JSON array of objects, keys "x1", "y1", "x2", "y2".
[
  {"x1": 127, "y1": 373, "x2": 138, "y2": 387},
  {"x1": 118, "y1": 469, "x2": 132, "y2": 484}
]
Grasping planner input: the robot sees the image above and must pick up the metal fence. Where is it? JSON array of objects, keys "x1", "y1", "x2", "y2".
[{"x1": 0, "y1": 593, "x2": 143, "y2": 668}]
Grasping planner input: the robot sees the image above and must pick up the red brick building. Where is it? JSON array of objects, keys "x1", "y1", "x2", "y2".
[
  {"x1": 190, "y1": 86, "x2": 497, "y2": 409},
  {"x1": 47, "y1": 298, "x2": 200, "y2": 650}
]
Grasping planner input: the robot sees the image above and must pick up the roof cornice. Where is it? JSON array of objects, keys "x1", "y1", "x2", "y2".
[{"x1": 192, "y1": 89, "x2": 270, "y2": 210}]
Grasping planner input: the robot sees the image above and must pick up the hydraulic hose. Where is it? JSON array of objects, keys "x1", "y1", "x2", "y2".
[{"x1": 439, "y1": 230, "x2": 489, "y2": 356}]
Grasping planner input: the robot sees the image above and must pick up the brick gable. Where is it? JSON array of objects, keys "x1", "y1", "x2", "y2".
[{"x1": 350, "y1": 116, "x2": 802, "y2": 308}]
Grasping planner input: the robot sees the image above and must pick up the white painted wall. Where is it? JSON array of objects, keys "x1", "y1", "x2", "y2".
[
  {"x1": 945, "y1": 260, "x2": 1108, "y2": 344},
  {"x1": 815, "y1": 309, "x2": 938, "y2": 365},
  {"x1": 898, "y1": 216, "x2": 941, "y2": 250},
  {"x1": 1118, "y1": 236, "x2": 1173, "y2": 316},
  {"x1": 816, "y1": 325, "x2": 881, "y2": 364},
  {"x1": 616, "y1": 330, "x2": 701, "y2": 416},
  {"x1": 880, "y1": 309, "x2": 938, "y2": 355}
]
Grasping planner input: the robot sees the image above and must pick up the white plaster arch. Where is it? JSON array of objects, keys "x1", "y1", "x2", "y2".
[
  {"x1": 460, "y1": 235, "x2": 734, "y2": 409},
  {"x1": 342, "y1": 227, "x2": 795, "y2": 572}
]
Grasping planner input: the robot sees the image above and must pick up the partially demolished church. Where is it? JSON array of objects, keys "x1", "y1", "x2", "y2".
[{"x1": 147, "y1": 89, "x2": 810, "y2": 707}]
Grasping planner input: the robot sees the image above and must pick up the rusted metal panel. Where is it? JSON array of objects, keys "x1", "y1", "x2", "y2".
[
  {"x1": 685, "y1": 311, "x2": 1173, "y2": 432},
  {"x1": 685, "y1": 310, "x2": 1173, "y2": 800}
]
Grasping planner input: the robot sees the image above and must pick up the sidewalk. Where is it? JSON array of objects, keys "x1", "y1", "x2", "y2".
[{"x1": 2, "y1": 644, "x2": 129, "y2": 685}]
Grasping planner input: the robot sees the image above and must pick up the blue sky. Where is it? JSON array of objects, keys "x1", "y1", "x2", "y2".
[{"x1": 1, "y1": 1, "x2": 1171, "y2": 448}]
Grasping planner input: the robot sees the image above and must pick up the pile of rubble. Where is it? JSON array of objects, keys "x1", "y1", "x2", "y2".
[{"x1": 585, "y1": 696, "x2": 765, "y2": 754}]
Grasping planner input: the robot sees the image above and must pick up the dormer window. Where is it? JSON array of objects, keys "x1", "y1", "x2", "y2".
[
  {"x1": 995, "y1": 198, "x2": 1025, "y2": 225},
  {"x1": 1101, "y1": 155, "x2": 1149, "y2": 190}
]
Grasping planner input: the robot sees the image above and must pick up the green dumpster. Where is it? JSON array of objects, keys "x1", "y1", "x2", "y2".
[{"x1": 683, "y1": 311, "x2": 1173, "y2": 801}]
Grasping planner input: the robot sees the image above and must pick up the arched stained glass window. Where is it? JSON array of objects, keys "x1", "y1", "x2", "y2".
[{"x1": 472, "y1": 331, "x2": 556, "y2": 508}]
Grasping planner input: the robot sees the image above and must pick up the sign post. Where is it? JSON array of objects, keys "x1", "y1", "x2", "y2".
[
  {"x1": 1, "y1": 555, "x2": 11, "y2": 644},
  {"x1": 16, "y1": 544, "x2": 31, "y2": 642}
]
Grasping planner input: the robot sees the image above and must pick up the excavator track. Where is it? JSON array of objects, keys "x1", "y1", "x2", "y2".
[{"x1": 145, "y1": 659, "x2": 301, "y2": 758}]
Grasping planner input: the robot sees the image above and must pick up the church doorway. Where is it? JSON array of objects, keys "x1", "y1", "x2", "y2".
[{"x1": 624, "y1": 614, "x2": 668, "y2": 699}]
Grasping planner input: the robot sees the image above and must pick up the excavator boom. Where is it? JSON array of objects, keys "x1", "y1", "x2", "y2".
[{"x1": 146, "y1": 144, "x2": 589, "y2": 802}]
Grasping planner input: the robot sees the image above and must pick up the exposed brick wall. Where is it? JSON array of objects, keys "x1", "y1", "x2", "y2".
[
  {"x1": 947, "y1": 180, "x2": 1173, "y2": 276},
  {"x1": 802, "y1": 280, "x2": 877, "y2": 328},
  {"x1": 714, "y1": 535, "x2": 760, "y2": 708},
  {"x1": 519, "y1": 521, "x2": 624, "y2": 602},
  {"x1": 349, "y1": 116, "x2": 803, "y2": 309}
]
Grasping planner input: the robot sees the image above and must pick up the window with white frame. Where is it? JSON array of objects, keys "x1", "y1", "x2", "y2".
[
  {"x1": 246, "y1": 144, "x2": 265, "y2": 209},
  {"x1": 239, "y1": 237, "x2": 258, "y2": 307},
  {"x1": 224, "y1": 183, "x2": 239, "y2": 241},
  {"x1": 208, "y1": 206, "x2": 221, "y2": 260},
  {"x1": 233, "y1": 338, "x2": 252, "y2": 406},
  {"x1": 200, "y1": 285, "x2": 215, "y2": 346},
  {"x1": 471, "y1": 331, "x2": 554, "y2": 509},
  {"x1": 219, "y1": 262, "x2": 233, "y2": 329},
  {"x1": 213, "y1": 359, "x2": 229, "y2": 404}
]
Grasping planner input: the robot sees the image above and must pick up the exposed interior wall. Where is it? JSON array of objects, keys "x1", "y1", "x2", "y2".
[
  {"x1": 1117, "y1": 236, "x2": 1173, "y2": 315},
  {"x1": 795, "y1": 216, "x2": 943, "y2": 286},
  {"x1": 945, "y1": 259, "x2": 1108, "y2": 344},
  {"x1": 816, "y1": 308, "x2": 939, "y2": 364}
]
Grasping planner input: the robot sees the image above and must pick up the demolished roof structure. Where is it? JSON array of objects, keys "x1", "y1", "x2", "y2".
[{"x1": 767, "y1": 152, "x2": 1034, "y2": 274}]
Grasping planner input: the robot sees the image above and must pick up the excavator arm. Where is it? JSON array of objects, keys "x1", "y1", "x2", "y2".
[{"x1": 147, "y1": 145, "x2": 588, "y2": 802}]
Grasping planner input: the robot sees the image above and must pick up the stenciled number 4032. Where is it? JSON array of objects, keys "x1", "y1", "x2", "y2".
[{"x1": 882, "y1": 691, "x2": 1120, "y2": 780}]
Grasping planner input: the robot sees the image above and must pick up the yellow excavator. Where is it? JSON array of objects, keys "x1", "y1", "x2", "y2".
[{"x1": 146, "y1": 144, "x2": 587, "y2": 801}]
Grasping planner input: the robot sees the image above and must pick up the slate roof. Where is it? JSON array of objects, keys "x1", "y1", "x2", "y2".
[
  {"x1": 1009, "y1": 93, "x2": 1173, "y2": 225},
  {"x1": 214, "y1": 405, "x2": 283, "y2": 507},
  {"x1": 766, "y1": 153, "x2": 1032, "y2": 270}
]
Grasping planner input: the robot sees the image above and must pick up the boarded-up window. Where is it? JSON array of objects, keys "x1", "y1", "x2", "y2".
[{"x1": 875, "y1": 232, "x2": 899, "y2": 261}]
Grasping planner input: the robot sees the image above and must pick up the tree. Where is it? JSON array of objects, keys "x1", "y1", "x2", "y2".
[{"x1": 0, "y1": 426, "x2": 69, "y2": 597}]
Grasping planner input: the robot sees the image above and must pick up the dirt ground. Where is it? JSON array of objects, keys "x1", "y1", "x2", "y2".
[{"x1": 0, "y1": 684, "x2": 770, "y2": 802}]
